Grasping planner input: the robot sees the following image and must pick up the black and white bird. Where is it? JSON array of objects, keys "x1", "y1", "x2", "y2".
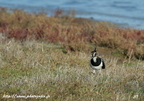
[{"x1": 90, "y1": 48, "x2": 105, "y2": 73}]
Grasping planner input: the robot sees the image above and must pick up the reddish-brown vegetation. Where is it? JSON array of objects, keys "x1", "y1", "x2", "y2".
[{"x1": 0, "y1": 7, "x2": 144, "y2": 59}]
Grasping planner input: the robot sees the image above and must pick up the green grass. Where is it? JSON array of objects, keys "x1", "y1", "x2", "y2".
[
  {"x1": 0, "y1": 38, "x2": 144, "y2": 101},
  {"x1": 112, "y1": 51, "x2": 123, "y2": 56}
]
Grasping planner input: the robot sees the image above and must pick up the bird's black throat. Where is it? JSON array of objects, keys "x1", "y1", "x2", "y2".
[{"x1": 91, "y1": 57, "x2": 102, "y2": 66}]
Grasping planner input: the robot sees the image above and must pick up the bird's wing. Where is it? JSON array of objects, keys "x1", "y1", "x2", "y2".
[{"x1": 102, "y1": 60, "x2": 105, "y2": 69}]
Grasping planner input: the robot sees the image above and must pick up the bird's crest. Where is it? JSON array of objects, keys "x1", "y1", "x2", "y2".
[{"x1": 91, "y1": 47, "x2": 98, "y2": 57}]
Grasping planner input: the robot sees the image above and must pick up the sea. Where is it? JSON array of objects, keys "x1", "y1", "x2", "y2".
[{"x1": 0, "y1": 0, "x2": 144, "y2": 30}]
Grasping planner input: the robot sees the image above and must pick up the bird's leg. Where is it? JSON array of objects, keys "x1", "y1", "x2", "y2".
[
  {"x1": 98, "y1": 69, "x2": 102, "y2": 73},
  {"x1": 93, "y1": 70, "x2": 96, "y2": 74}
]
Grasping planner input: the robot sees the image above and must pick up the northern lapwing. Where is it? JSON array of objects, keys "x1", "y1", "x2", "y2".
[{"x1": 90, "y1": 48, "x2": 105, "y2": 74}]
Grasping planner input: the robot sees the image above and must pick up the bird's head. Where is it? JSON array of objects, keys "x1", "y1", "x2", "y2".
[{"x1": 91, "y1": 47, "x2": 98, "y2": 58}]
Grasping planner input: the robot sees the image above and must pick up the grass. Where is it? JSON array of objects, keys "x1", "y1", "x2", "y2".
[
  {"x1": 0, "y1": 38, "x2": 144, "y2": 101},
  {"x1": 0, "y1": 7, "x2": 144, "y2": 100},
  {"x1": 0, "y1": 7, "x2": 144, "y2": 59}
]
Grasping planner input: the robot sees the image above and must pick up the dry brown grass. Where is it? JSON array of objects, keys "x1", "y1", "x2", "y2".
[
  {"x1": 0, "y1": 7, "x2": 144, "y2": 101},
  {"x1": 0, "y1": 38, "x2": 144, "y2": 101},
  {"x1": 0, "y1": 7, "x2": 144, "y2": 59}
]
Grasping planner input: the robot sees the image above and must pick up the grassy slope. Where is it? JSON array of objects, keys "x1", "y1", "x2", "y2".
[
  {"x1": 0, "y1": 7, "x2": 144, "y2": 59},
  {"x1": 0, "y1": 38, "x2": 144, "y2": 101},
  {"x1": 0, "y1": 7, "x2": 144, "y2": 101}
]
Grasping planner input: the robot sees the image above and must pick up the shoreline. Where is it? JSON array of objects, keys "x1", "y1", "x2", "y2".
[{"x1": 0, "y1": 5, "x2": 142, "y2": 30}]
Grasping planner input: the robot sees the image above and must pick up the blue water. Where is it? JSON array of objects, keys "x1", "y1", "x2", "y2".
[{"x1": 0, "y1": 0, "x2": 144, "y2": 29}]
